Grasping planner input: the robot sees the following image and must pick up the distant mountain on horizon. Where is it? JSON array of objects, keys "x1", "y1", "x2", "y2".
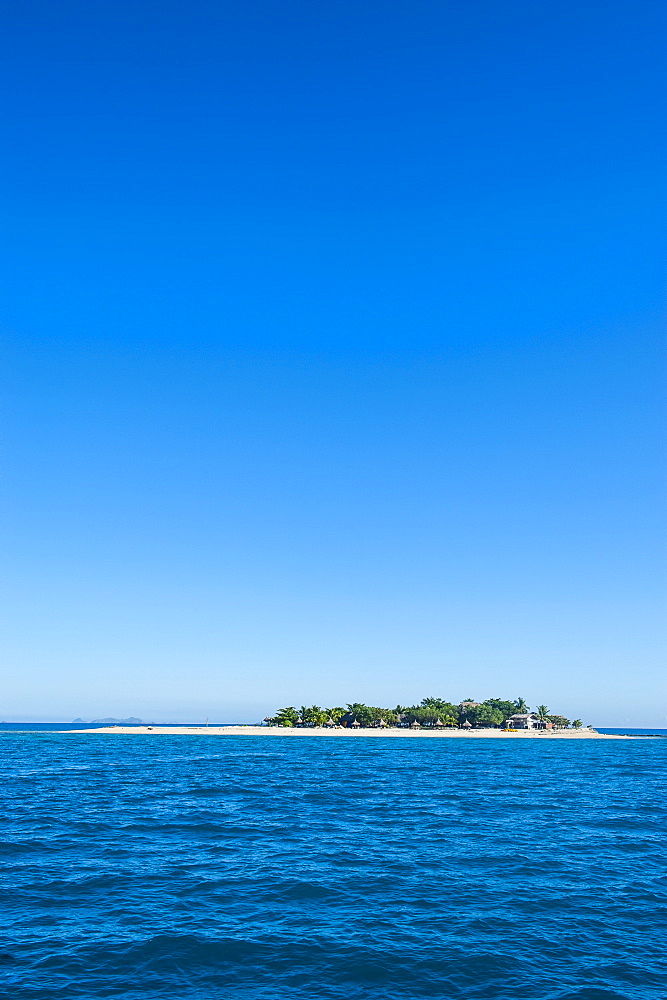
[{"x1": 72, "y1": 717, "x2": 143, "y2": 725}]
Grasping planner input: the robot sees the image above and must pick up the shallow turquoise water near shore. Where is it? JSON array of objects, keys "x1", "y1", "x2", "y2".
[{"x1": 2, "y1": 735, "x2": 666, "y2": 999}]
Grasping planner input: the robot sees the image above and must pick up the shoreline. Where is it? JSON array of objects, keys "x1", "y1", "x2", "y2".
[{"x1": 67, "y1": 725, "x2": 636, "y2": 739}]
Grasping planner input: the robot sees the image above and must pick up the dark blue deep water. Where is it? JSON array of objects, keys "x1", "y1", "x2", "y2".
[{"x1": 2, "y1": 734, "x2": 666, "y2": 1000}]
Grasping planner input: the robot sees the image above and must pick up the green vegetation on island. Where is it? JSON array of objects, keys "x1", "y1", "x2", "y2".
[{"x1": 265, "y1": 697, "x2": 581, "y2": 730}]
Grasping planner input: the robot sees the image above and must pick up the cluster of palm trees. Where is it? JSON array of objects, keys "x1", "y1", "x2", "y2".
[
  {"x1": 267, "y1": 706, "x2": 343, "y2": 728},
  {"x1": 523, "y1": 702, "x2": 581, "y2": 727},
  {"x1": 513, "y1": 697, "x2": 551, "y2": 717},
  {"x1": 265, "y1": 697, "x2": 581, "y2": 729}
]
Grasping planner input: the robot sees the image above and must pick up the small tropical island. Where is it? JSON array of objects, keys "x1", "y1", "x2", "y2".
[
  {"x1": 264, "y1": 696, "x2": 582, "y2": 731},
  {"x1": 71, "y1": 696, "x2": 637, "y2": 738}
]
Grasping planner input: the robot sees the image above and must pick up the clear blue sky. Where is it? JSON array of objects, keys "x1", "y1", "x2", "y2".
[{"x1": 1, "y1": 0, "x2": 664, "y2": 725}]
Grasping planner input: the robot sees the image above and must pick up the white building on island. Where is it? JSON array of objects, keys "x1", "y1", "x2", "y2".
[{"x1": 504, "y1": 713, "x2": 553, "y2": 730}]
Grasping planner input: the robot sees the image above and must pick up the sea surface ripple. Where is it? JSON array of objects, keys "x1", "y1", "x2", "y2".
[{"x1": 2, "y1": 734, "x2": 666, "y2": 999}]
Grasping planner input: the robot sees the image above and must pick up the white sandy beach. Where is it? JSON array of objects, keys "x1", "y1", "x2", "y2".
[{"x1": 71, "y1": 725, "x2": 633, "y2": 739}]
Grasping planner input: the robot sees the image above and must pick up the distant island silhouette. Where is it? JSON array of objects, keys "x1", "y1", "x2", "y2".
[{"x1": 72, "y1": 717, "x2": 143, "y2": 725}]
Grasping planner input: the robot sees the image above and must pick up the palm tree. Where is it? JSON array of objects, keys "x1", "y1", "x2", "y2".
[
  {"x1": 309, "y1": 706, "x2": 327, "y2": 727},
  {"x1": 274, "y1": 707, "x2": 299, "y2": 727},
  {"x1": 299, "y1": 705, "x2": 327, "y2": 727},
  {"x1": 536, "y1": 704, "x2": 549, "y2": 720},
  {"x1": 572, "y1": 719, "x2": 582, "y2": 729},
  {"x1": 514, "y1": 697, "x2": 529, "y2": 713}
]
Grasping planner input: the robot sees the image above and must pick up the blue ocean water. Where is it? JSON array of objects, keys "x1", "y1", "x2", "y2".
[{"x1": 2, "y1": 734, "x2": 666, "y2": 1000}]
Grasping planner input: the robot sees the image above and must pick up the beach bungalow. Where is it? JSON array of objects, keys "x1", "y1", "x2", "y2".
[
  {"x1": 504, "y1": 713, "x2": 553, "y2": 730},
  {"x1": 504, "y1": 713, "x2": 535, "y2": 729}
]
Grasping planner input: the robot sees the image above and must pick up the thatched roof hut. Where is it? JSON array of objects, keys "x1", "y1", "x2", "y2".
[
  {"x1": 410, "y1": 719, "x2": 420, "y2": 729},
  {"x1": 462, "y1": 719, "x2": 472, "y2": 728},
  {"x1": 351, "y1": 718, "x2": 361, "y2": 728}
]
